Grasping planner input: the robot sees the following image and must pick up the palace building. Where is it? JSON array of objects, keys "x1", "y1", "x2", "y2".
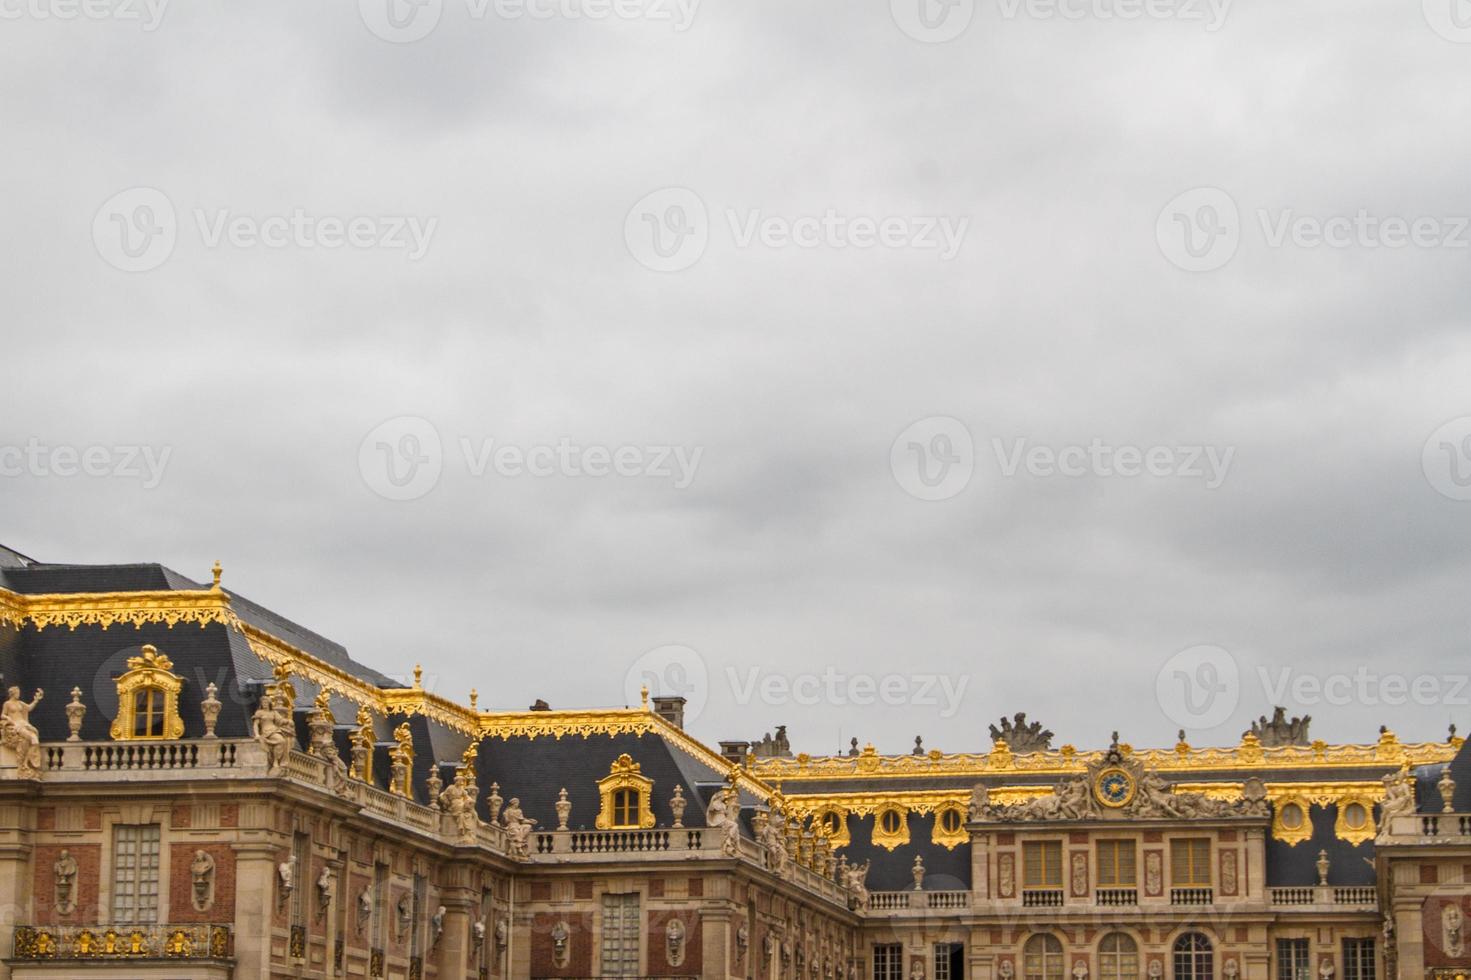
[{"x1": 0, "y1": 543, "x2": 1468, "y2": 980}]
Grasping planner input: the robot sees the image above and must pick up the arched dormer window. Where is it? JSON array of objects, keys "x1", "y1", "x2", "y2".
[
  {"x1": 595, "y1": 754, "x2": 655, "y2": 829},
  {"x1": 111, "y1": 645, "x2": 185, "y2": 741}
]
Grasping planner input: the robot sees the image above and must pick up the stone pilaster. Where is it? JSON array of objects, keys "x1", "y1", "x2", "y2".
[{"x1": 232, "y1": 841, "x2": 281, "y2": 980}]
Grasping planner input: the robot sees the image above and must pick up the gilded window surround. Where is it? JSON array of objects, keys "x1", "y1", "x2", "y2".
[
  {"x1": 870, "y1": 804, "x2": 910, "y2": 851},
  {"x1": 109, "y1": 644, "x2": 185, "y2": 741},
  {"x1": 594, "y1": 754, "x2": 655, "y2": 830},
  {"x1": 931, "y1": 802, "x2": 969, "y2": 849},
  {"x1": 811, "y1": 806, "x2": 851, "y2": 849}
]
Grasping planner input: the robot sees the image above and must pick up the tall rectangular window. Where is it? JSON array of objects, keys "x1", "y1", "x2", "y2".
[
  {"x1": 872, "y1": 943, "x2": 903, "y2": 980},
  {"x1": 1343, "y1": 938, "x2": 1375, "y2": 980},
  {"x1": 1096, "y1": 840, "x2": 1137, "y2": 886},
  {"x1": 370, "y1": 863, "x2": 388, "y2": 949},
  {"x1": 1276, "y1": 938, "x2": 1309, "y2": 979},
  {"x1": 934, "y1": 942, "x2": 963, "y2": 980},
  {"x1": 1023, "y1": 841, "x2": 1063, "y2": 888},
  {"x1": 409, "y1": 873, "x2": 426, "y2": 960},
  {"x1": 111, "y1": 824, "x2": 161, "y2": 924},
  {"x1": 291, "y1": 833, "x2": 311, "y2": 928},
  {"x1": 1170, "y1": 838, "x2": 1211, "y2": 886},
  {"x1": 600, "y1": 893, "x2": 640, "y2": 977}
]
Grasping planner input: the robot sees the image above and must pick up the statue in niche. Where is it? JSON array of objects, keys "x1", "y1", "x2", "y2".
[
  {"x1": 54, "y1": 849, "x2": 78, "y2": 914},
  {"x1": 191, "y1": 850, "x2": 216, "y2": 912}
]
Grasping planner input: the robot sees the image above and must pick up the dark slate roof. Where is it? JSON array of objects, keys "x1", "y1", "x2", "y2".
[
  {"x1": 835, "y1": 812, "x2": 970, "y2": 893},
  {"x1": 472, "y1": 731, "x2": 731, "y2": 831},
  {"x1": 1416, "y1": 737, "x2": 1470, "y2": 813},
  {"x1": 0, "y1": 544, "x2": 35, "y2": 569},
  {"x1": 1264, "y1": 802, "x2": 1376, "y2": 886}
]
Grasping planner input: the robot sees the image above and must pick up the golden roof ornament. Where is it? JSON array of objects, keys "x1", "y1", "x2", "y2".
[
  {"x1": 413, "y1": 665, "x2": 423, "y2": 690},
  {"x1": 126, "y1": 644, "x2": 175, "y2": 673},
  {"x1": 469, "y1": 688, "x2": 478, "y2": 711},
  {"x1": 210, "y1": 561, "x2": 223, "y2": 590}
]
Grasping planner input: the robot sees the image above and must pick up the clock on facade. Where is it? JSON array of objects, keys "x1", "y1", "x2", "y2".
[{"x1": 1095, "y1": 767, "x2": 1137, "y2": 808}]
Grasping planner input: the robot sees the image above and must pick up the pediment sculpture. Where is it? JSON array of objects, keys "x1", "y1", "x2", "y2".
[{"x1": 972, "y1": 735, "x2": 1270, "y2": 821}]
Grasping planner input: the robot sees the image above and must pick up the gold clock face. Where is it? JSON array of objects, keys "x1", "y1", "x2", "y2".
[{"x1": 1095, "y1": 767, "x2": 1137, "y2": 808}]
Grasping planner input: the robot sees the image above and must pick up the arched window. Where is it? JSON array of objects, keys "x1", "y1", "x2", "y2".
[
  {"x1": 613, "y1": 788, "x2": 640, "y2": 827},
  {"x1": 1099, "y1": 932, "x2": 1139, "y2": 980},
  {"x1": 880, "y1": 810, "x2": 902, "y2": 834},
  {"x1": 1023, "y1": 934, "x2": 1064, "y2": 980},
  {"x1": 822, "y1": 811, "x2": 842, "y2": 835},
  {"x1": 1172, "y1": 932, "x2": 1213, "y2": 980}
]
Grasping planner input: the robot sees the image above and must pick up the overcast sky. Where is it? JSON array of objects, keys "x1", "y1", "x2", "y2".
[{"x1": 3, "y1": 0, "x2": 1470, "y2": 758}]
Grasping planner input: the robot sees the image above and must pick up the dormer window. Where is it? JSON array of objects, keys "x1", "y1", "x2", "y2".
[
  {"x1": 595, "y1": 754, "x2": 655, "y2": 830},
  {"x1": 110, "y1": 645, "x2": 184, "y2": 742}
]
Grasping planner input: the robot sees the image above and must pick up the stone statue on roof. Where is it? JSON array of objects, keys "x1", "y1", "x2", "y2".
[
  {"x1": 988, "y1": 713, "x2": 1053, "y2": 753},
  {"x1": 1248, "y1": 706, "x2": 1311, "y2": 747}
]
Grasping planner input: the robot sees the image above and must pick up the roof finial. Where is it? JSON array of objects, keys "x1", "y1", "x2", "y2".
[
  {"x1": 640, "y1": 684, "x2": 649, "y2": 709},
  {"x1": 211, "y1": 560, "x2": 222, "y2": 590},
  {"x1": 470, "y1": 688, "x2": 479, "y2": 711},
  {"x1": 413, "y1": 664, "x2": 423, "y2": 690}
]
